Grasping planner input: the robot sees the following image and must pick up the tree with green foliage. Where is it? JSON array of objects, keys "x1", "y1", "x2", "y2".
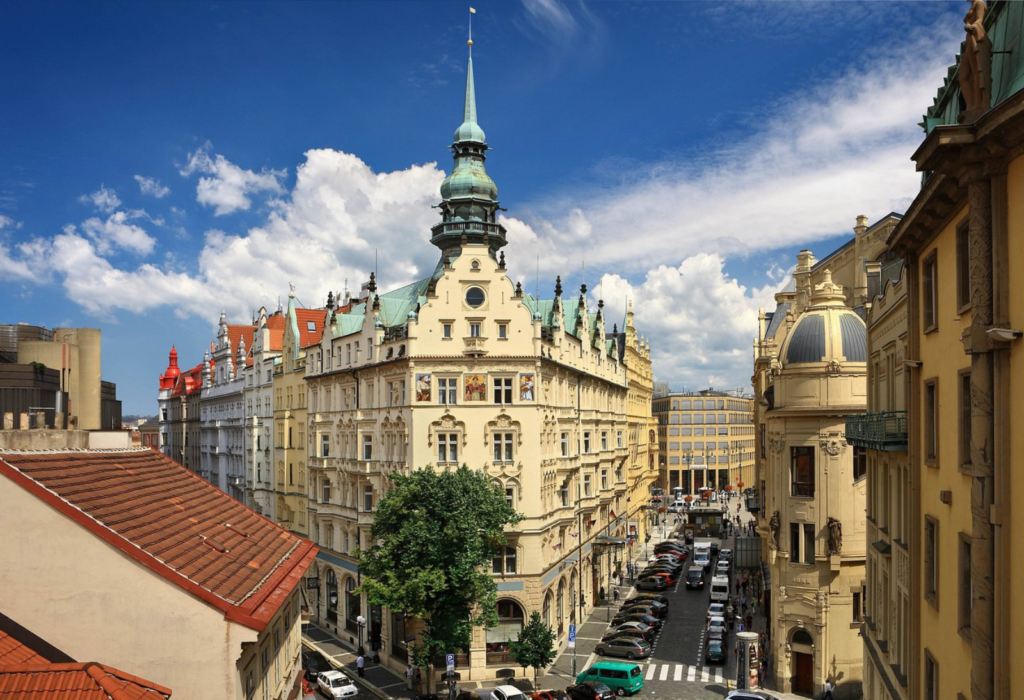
[
  {"x1": 509, "y1": 611, "x2": 557, "y2": 686},
  {"x1": 358, "y1": 465, "x2": 521, "y2": 693}
]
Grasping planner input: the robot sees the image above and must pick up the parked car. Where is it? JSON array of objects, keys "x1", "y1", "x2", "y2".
[
  {"x1": 705, "y1": 639, "x2": 726, "y2": 665},
  {"x1": 618, "y1": 601, "x2": 667, "y2": 618},
  {"x1": 725, "y1": 693, "x2": 780, "y2": 700},
  {"x1": 576, "y1": 661, "x2": 644, "y2": 697},
  {"x1": 654, "y1": 542, "x2": 688, "y2": 555},
  {"x1": 685, "y1": 568, "x2": 705, "y2": 589},
  {"x1": 644, "y1": 571, "x2": 678, "y2": 587},
  {"x1": 612, "y1": 622, "x2": 654, "y2": 639},
  {"x1": 566, "y1": 681, "x2": 615, "y2": 700},
  {"x1": 601, "y1": 628, "x2": 652, "y2": 644},
  {"x1": 715, "y1": 560, "x2": 731, "y2": 576},
  {"x1": 707, "y1": 623, "x2": 727, "y2": 642},
  {"x1": 317, "y1": 670, "x2": 359, "y2": 699},
  {"x1": 719, "y1": 548, "x2": 733, "y2": 563},
  {"x1": 611, "y1": 611, "x2": 662, "y2": 630},
  {"x1": 492, "y1": 686, "x2": 528, "y2": 700},
  {"x1": 627, "y1": 593, "x2": 669, "y2": 606},
  {"x1": 707, "y1": 603, "x2": 726, "y2": 622},
  {"x1": 302, "y1": 649, "x2": 332, "y2": 683},
  {"x1": 710, "y1": 541, "x2": 720, "y2": 556},
  {"x1": 594, "y1": 637, "x2": 651, "y2": 660},
  {"x1": 708, "y1": 615, "x2": 726, "y2": 630},
  {"x1": 531, "y1": 693, "x2": 559, "y2": 700},
  {"x1": 636, "y1": 576, "x2": 667, "y2": 591}
]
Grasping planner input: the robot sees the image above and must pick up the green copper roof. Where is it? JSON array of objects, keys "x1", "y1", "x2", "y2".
[{"x1": 454, "y1": 52, "x2": 486, "y2": 144}]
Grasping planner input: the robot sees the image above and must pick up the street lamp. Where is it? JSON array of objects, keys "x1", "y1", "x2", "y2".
[{"x1": 356, "y1": 614, "x2": 366, "y2": 655}]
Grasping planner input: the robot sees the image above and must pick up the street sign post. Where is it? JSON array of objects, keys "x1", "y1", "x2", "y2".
[
  {"x1": 445, "y1": 653, "x2": 455, "y2": 673},
  {"x1": 567, "y1": 624, "x2": 576, "y2": 649}
]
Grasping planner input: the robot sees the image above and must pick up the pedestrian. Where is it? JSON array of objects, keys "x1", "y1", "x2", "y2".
[
  {"x1": 735, "y1": 578, "x2": 740, "y2": 594},
  {"x1": 823, "y1": 680, "x2": 834, "y2": 700},
  {"x1": 741, "y1": 595, "x2": 748, "y2": 612},
  {"x1": 745, "y1": 612, "x2": 753, "y2": 629},
  {"x1": 613, "y1": 588, "x2": 620, "y2": 602},
  {"x1": 406, "y1": 664, "x2": 414, "y2": 690},
  {"x1": 356, "y1": 653, "x2": 365, "y2": 678},
  {"x1": 742, "y1": 579, "x2": 749, "y2": 595},
  {"x1": 757, "y1": 665, "x2": 764, "y2": 688}
]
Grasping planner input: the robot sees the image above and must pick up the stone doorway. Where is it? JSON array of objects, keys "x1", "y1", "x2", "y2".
[{"x1": 793, "y1": 652, "x2": 813, "y2": 694}]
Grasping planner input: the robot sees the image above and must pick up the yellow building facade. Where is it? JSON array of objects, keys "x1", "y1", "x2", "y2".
[
  {"x1": 301, "y1": 45, "x2": 658, "y2": 683},
  {"x1": 653, "y1": 390, "x2": 755, "y2": 496}
]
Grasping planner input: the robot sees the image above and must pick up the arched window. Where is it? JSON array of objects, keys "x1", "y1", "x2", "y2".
[
  {"x1": 346, "y1": 577, "x2": 360, "y2": 632},
  {"x1": 326, "y1": 569, "x2": 338, "y2": 623},
  {"x1": 792, "y1": 629, "x2": 814, "y2": 647},
  {"x1": 569, "y1": 571, "x2": 578, "y2": 623},
  {"x1": 486, "y1": 599, "x2": 525, "y2": 664},
  {"x1": 557, "y1": 579, "x2": 566, "y2": 634},
  {"x1": 543, "y1": 592, "x2": 552, "y2": 628}
]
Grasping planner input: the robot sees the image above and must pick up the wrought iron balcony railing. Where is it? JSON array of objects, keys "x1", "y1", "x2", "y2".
[{"x1": 845, "y1": 411, "x2": 908, "y2": 451}]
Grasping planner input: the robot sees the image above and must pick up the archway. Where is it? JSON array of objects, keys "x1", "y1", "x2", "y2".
[
  {"x1": 487, "y1": 599, "x2": 525, "y2": 665},
  {"x1": 557, "y1": 578, "x2": 566, "y2": 634},
  {"x1": 325, "y1": 569, "x2": 338, "y2": 624},
  {"x1": 790, "y1": 628, "x2": 814, "y2": 695}
]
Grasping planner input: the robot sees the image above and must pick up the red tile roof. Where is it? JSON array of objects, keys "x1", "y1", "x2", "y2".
[
  {"x1": 0, "y1": 632, "x2": 45, "y2": 666},
  {"x1": 295, "y1": 309, "x2": 325, "y2": 348},
  {"x1": 0, "y1": 449, "x2": 317, "y2": 632},
  {"x1": 0, "y1": 661, "x2": 172, "y2": 699}
]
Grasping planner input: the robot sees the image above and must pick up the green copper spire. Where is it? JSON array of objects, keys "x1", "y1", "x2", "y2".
[{"x1": 432, "y1": 20, "x2": 506, "y2": 258}]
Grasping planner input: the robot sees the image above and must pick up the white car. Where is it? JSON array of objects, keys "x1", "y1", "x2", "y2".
[
  {"x1": 707, "y1": 602, "x2": 726, "y2": 622},
  {"x1": 317, "y1": 670, "x2": 359, "y2": 698},
  {"x1": 491, "y1": 685, "x2": 528, "y2": 700}
]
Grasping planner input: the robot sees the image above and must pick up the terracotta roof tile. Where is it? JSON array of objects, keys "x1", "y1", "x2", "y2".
[
  {"x1": 0, "y1": 632, "x2": 45, "y2": 666},
  {"x1": 0, "y1": 449, "x2": 317, "y2": 632},
  {"x1": 0, "y1": 661, "x2": 172, "y2": 699},
  {"x1": 295, "y1": 309, "x2": 325, "y2": 348}
]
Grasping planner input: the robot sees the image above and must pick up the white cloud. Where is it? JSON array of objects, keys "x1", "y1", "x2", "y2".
[
  {"x1": 79, "y1": 185, "x2": 122, "y2": 213},
  {"x1": 78, "y1": 210, "x2": 156, "y2": 256},
  {"x1": 180, "y1": 144, "x2": 285, "y2": 216},
  {"x1": 0, "y1": 214, "x2": 13, "y2": 229},
  {"x1": 598, "y1": 254, "x2": 782, "y2": 392},
  {"x1": 515, "y1": 23, "x2": 961, "y2": 278},
  {"x1": 134, "y1": 174, "x2": 170, "y2": 198}
]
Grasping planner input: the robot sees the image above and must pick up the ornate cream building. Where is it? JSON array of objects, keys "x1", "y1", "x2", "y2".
[
  {"x1": 302, "y1": 40, "x2": 657, "y2": 682},
  {"x1": 752, "y1": 215, "x2": 897, "y2": 699}
]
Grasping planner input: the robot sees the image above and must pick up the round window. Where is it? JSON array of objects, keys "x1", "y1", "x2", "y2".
[{"x1": 465, "y1": 287, "x2": 485, "y2": 308}]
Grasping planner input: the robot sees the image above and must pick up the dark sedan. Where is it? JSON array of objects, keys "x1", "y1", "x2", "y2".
[
  {"x1": 566, "y1": 682, "x2": 614, "y2": 700},
  {"x1": 620, "y1": 600, "x2": 667, "y2": 617},
  {"x1": 627, "y1": 593, "x2": 669, "y2": 606},
  {"x1": 685, "y1": 568, "x2": 705, "y2": 589},
  {"x1": 705, "y1": 639, "x2": 726, "y2": 664},
  {"x1": 594, "y1": 637, "x2": 651, "y2": 660},
  {"x1": 601, "y1": 628, "x2": 652, "y2": 644},
  {"x1": 611, "y1": 611, "x2": 662, "y2": 630},
  {"x1": 617, "y1": 603, "x2": 665, "y2": 620}
]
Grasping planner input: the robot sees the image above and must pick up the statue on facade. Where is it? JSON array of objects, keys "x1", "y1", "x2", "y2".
[
  {"x1": 827, "y1": 517, "x2": 843, "y2": 555},
  {"x1": 768, "y1": 511, "x2": 781, "y2": 550},
  {"x1": 960, "y1": 0, "x2": 991, "y2": 116}
]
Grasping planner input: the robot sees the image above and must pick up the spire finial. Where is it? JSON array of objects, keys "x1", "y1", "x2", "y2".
[{"x1": 464, "y1": 8, "x2": 478, "y2": 127}]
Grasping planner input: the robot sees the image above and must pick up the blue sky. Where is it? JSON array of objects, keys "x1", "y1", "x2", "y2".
[{"x1": 1, "y1": 0, "x2": 964, "y2": 415}]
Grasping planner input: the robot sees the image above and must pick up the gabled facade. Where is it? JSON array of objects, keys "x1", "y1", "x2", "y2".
[
  {"x1": 158, "y1": 348, "x2": 204, "y2": 474},
  {"x1": 245, "y1": 304, "x2": 286, "y2": 518},
  {"x1": 302, "y1": 39, "x2": 657, "y2": 683},
  {"x1": 199, "y1": 313, "x2": 255, "y2": 500}
]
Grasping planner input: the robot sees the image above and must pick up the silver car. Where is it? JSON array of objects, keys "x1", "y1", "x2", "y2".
[{"x1": 594, "y1": 636, "x2": 652, "y2": 660}]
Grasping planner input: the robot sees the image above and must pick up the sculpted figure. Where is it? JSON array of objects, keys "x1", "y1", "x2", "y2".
[
  {"x1": 768, "y1": 511, "x2": 781, "y2": 550},
  {"x1": 960, "y1": 0, "x2": 990, "y2": 113},
  {"x1": 827, "y1": 517, "x2": 843, "y2": 555}
]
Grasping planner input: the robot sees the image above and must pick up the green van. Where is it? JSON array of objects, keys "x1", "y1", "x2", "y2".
[{"x1": 575, "y1": 660, "x2": 644, "y2": 696}]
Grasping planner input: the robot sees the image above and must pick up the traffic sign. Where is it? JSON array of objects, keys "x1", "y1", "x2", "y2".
[
  {"x1": 567, "y1": 624, "x2": 576, "y2": 648},
  {"x1": 445, "y1": 653, "x2": 455, "y2": 672}
]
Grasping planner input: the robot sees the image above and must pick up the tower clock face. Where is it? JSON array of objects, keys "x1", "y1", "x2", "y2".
[{"x1": 466, "y1": 287, "x2": 486, "y2": 308}]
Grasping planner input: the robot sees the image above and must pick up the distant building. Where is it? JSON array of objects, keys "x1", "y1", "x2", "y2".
[
  {"x1": 1, "y1": 325, "x2": 121, "y2": 432},
  {"x1": 0, "y1": 447, "x2": 316, "y2": 700},
  {"x1": 652, "y1": 388, "x2": 754, "y2": 496},
  {"x1": 158, "y1": 347, "x2": 204, "y2": 474}
]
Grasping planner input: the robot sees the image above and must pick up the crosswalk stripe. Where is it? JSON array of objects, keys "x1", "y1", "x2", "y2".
[
  {"x1": 673, "y1": 664, "x2": 682, "y2": 681},
  {"x1": 687, "y1": 666, "x2": 696, "y2": 682},
  {"x1": 659, "y1": 665, "x2": 669, "y2": 681},
  {"x1": 701, "y1": 667, "x2": 709, "y2": 682},
  {"x1": 715, "y1": 669, "x2": 724, "y2": 683},
  {"x1": 645, "y1": 665, "x2": 655, "y2": 681}
]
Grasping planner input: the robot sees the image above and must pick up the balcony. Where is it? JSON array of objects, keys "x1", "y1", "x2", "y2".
[
  {"x1": 845, "y1": 411, "x2": 908, "y2": 451},
  {"x1": 463, "y1": 336, "x2": 488, "y2": 356}
]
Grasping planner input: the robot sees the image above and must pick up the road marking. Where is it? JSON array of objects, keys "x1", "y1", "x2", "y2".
[
  {"x1": 576, "y1": 637, "x2": 603, "y2": 641},
  {"x1": 659, "y1": 665, "x2": 669, "y2": 681},
  {"x1": 715, "y1": 668, "x2": 724, "y2": 683},
  {"x1": 673, "y1": 664, "x2": 682, "y2": 681},
  {"x1": 701, "y1": 667, "x2": 709, "y2": 682},
  {"x1": 687, "y1": 666, "x2": 696, "y2": 682},
  {"x1": 645, "y1": 665, "x2": 655, "y2": 680}
]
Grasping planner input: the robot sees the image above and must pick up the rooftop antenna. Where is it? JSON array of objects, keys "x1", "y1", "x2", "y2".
[
  {"x1": 535, "y1": 254, "x2": 539, "y2": 301},
  {"x1": 374, "y1": 249, "x2": 378, "y2": 292}
]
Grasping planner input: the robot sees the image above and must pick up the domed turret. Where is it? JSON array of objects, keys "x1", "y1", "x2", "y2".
[
  {"x1": 430, "y1": 28, "x2": 507, "y2": 257},
  {"x1": 780, "y1": 270, "x2": 867, "y2": 367}
]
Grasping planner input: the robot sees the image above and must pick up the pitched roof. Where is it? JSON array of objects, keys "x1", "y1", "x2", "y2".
[
  {"x1": 0, "y1": 661, "x2": 172, "y2": 699},
  {"x1": 0, "y1": 449, "x2": 317, "y2": 632},
  {"x1": 294, "y1": 309, "x2": 325, "y2": 348},
  {"x1": 0, "y1": 632, "x2": 45, "y2": 666}
]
